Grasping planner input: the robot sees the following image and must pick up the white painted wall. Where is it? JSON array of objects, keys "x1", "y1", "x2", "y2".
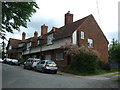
[
  {"x1": 72, "y1": 30, "x2": 77, "y2": 44},
  {"x1": 23, "y1": 37, "x2": 71, "y2": 55}
]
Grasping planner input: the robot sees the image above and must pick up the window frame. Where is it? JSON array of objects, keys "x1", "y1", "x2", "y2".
[
  {"x1": 87, "y1": 39, "x2": 93, "y2": 48},
  {"x1": 47, "y1": 34, "x2": 54, "y2": 45},
  {"x1": 26, "y1": 42, "x2": 31, "y2": 50},
  {"x1": 56, "y1": 53, "x2": 64, "y2": 61},
  {"x1": 45, "y1": 54, "x2": 51, "y2": 60},
  {"x1": 81, "y1": 31, "x2": 84, "y2": 39}
]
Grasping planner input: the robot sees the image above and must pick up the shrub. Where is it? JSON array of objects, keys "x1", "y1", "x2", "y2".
[
  {"x1": 109, "y1": 44, "x2": 120, "y2": 64},
  {"x1": 70, "y1": 51, "x2": 99, "y2": 73},
  {"x1": 98, "y1": 60, "x2": 111, "y2": 70}
]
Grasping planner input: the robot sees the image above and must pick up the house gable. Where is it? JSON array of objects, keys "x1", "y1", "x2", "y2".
[{"x1": 76, "y1": 15, "x2": 109, "y2": 61}]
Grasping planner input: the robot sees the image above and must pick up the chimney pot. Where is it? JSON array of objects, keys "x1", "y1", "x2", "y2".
[
  {"x1": 22, "y1": 32, "x2": 26, "y2": 41},
  {"x1": 34, "y1": 31, "x2": 38, "y2": 38}
]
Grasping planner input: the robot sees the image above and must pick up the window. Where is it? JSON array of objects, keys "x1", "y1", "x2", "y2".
[
  {"x1": 47, "y1": 34, "x2": 54, "y2": 45},
  {"x1": 37, "y1": 40, "x2": 40, "y2": 45},
  {"x1": 81, "y1": 31, "x2": 84, "y2": 39},
  {"x1": 9, "y1": 45, "x2": 12, "y2": 50},
  {"x1": 72, "y1": 31, "x2": 77, "y2": 44},
  {"x1": 40, "y1": 61, "x2": 45, "y2": 64},
  {"x1": 27, "y1": 42, "x2": 31, "y2": 50},
  {"x1": 45, "y1": 55, "x2": 51, "y2": 60},
  {"x1": 18, "y1": 43, "x2": 23, "y2": 47},
  {"x1": 88, "y1": 39, "x2": 93, "y2": 48},
  {"x1": 56, "y1": 53, "x2": 64, "y2": 61}
]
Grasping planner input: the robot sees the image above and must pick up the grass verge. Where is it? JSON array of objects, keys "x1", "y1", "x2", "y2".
[{"x1": 61, "y1": 68, "x2": 119, "y2": 76}]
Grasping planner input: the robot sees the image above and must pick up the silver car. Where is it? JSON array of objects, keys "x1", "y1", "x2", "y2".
[
  {"x1": 35, "y1": 60, "x2": 58, "y2": 74},
  {"x1": 24, "y1": 58, "x2": 41, "y2": 69},
  {"x1": 10, "y1": 59, "x2": 20, "y2": 65}
]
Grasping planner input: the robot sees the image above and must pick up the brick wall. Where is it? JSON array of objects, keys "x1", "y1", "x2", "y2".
[{"x1": 77, "y1": 15, "x2": 109, "y2": 62}]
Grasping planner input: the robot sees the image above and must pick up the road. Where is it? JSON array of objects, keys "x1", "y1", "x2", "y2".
[{"x1": 2, "y1": 64, "x2": 119, "y2": 88}]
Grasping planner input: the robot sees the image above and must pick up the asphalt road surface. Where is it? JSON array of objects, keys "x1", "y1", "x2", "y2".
[{"x1": 2, "y1": 64, "x2": 119, "y2": 88}]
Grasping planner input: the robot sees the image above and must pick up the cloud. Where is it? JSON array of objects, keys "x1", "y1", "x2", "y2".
[{"x1": 3, "y1": 0, "x2": 119, "y2": 46}]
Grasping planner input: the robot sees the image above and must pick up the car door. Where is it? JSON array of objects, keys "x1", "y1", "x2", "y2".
[
  {"x1": 38, "y1": 61, "x2": 45, "y2": 71},
  {"x1": 36, "y1": 61, "x2": 41, "y2": 71}
]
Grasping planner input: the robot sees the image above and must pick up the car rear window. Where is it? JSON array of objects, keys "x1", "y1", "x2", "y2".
[
  {"x1": 46, "y1": 61, "x2": 55, "y2": 64},
  {"x1": 35, "y1": 60, "x2": 40, "y2": 62}
]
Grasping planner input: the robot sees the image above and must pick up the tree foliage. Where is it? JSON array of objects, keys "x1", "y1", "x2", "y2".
[
  {"x1": 1, "y1": 2, "x2": 39, "y2": 34},
  {"x1": 109, "y1": 44, "x2": 120, "y2": 64},
  {"x1": 61, "y1": 41, "x2": 80, "y2": 56},
  {"x1": 61, "y1": 41, "x2": 100, "y2": 58},
  {"x1": 71, "y1": 51, "x2": 99, "y2": 73}
]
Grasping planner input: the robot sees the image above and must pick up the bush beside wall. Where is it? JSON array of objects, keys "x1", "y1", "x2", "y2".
[{"x1": 70, "y1": 51, "x2": 99, "y2": 74}]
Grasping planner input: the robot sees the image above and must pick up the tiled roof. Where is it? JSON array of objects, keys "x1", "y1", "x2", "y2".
[
  {"x1": 8, "y1": 14, "x2": 90, "y2": 49},
  {"x1": 54, "y1": 15, "x2": 89, "y2": 40},
  {"x1": 9, "y1": 38, "x2": 21, "y2": 49}
]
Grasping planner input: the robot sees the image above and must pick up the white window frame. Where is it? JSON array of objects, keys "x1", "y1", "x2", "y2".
[
  {"x1": 37, "y1": 40, "x2": 40, "y2": 45},
  {"x1": 9, "y1": 45, "x2": 12, "y2": 50},
  {"x1": 88, "y1": 39, "x2": 93, "y2": 48},
  {"x1": 72, "y1": 31, "x2": 77, "y2": 44},
  {"x1": 56, "y1": 53, "x2": 64, "y2": 61},
  {"x1": 18, "y1": 43, "x2": 23, "y2": 48},
  {"x1": 27, "y1": 42, "x2": 31, "y2": 50},
  {"x1": 47, "y1": 34, "x2": 53, "y2": 45},
  {"x1": 81, "y1": 31, "x2": 84, "y2": 39}
]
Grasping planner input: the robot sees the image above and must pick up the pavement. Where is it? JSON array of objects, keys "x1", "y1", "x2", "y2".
[{"x1": 57, "y1": 71, "x2": 119, "y2": 80}]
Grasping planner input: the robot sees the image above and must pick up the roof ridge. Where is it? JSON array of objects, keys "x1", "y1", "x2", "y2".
[
  {"x1": 10, "y1": 38, "x2": 21, "y2": 41},
  {"x1": 75, "y1": 14, "x2": 92, "y2": 30}
]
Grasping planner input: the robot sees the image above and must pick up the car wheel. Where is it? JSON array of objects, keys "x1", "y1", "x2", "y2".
[
  {"x1": 28, "y1": 66, "x2": 31, "y2": 70},
  {"x1": 24, "y1": 66, "x2": 26, "y2": 69},
  {"x1": 41, "y1": 68, "x2": 45, "y2": 73},
  {"x1": 34, "y1": 66, "x2": 37, "y2": 71}
]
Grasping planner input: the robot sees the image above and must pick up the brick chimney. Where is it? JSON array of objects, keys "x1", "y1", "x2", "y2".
[
  {"x1": 22, "y1": 32, "x2": 26, "y2": 41},
  {"x1": 41, "y1": 24, "x2": 48, "y2": 35},
  {"x1": 65, "y1": 11, "x2": 73, "y2": 25},
  {"x1": 34, "y1": 31, "x2": 38, "y2": 38}
]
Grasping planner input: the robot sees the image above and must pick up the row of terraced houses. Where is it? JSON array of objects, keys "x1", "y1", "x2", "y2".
[{"x1": 6, "y1": 11, "x2": 109, "y2": 68}]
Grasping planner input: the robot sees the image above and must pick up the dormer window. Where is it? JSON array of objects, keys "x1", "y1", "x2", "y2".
[
  {"x1": 27, "y1": 42, "x2": 31, "y2": 50},
  {"x1": 47, "y1": 34, "x2": 54, "y2": 45}
]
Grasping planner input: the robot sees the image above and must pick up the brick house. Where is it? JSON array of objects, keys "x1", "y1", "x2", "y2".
[
  {"x1": 6, "y1": 38, "x2": 21, "y2": 59},
  {"x1": 6, "y1": 11, "x2": 109, "y2": 67}
]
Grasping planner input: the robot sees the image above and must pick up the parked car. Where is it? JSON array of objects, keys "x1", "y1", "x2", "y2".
[
  {"x1": 3, "y1": 58, "x2": 12, "y2": 64},
  {"x1": 0, "y1": 58, "x2": 3, "y2": 63},
  {"x1": 10, "y1": 59, "x2": 20, "y2": 65},
  {"x1": 24, "y1": 58, "x2": 41, "y2": 70},
  {"x1": 35, "y1": 60, "x2": 58, "y2": 74}
]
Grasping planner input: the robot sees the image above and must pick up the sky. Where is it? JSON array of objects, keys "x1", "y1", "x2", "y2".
[{"x1": 1, "y1": 0, "x2": 119, "y2": 46}]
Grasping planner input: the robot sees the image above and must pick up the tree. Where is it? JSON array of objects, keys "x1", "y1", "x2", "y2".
[
  {"x1": 61, "y1": 41, "x2": 80, "y2": 56},
  {"x1": 111, "y1": 38, "x2": 118, "y2": 46},
  {"x1": 61, "y1": 41, "x2": 100, "y2": 65},
  {"x1": 61, "y1": 41, "x2": 100, "y2": 73},
  {"x1": 1, "y1": 2, "x2": 39, "y2": 34},
  {"x1": 109, "y1": 44, "x2": 120, "y2": 64}
]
